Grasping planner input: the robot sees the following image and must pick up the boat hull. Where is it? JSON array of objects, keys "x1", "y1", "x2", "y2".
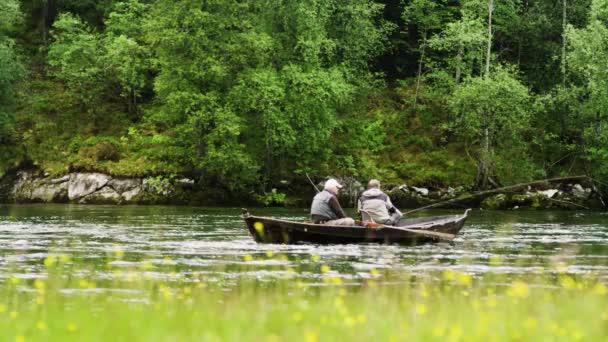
[{"x1": 244, "y1": 210, "x2": 469, "y2": 245}]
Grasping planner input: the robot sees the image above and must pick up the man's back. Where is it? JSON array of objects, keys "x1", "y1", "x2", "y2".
[
  {"x1": 358, "y1": 188, "x2": 392, "y2": 223},
  {"x1": 310, "y1": 190, "x2": 340, "y2": 222}
]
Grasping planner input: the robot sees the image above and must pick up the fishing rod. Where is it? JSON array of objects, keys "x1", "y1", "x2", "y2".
[{"x1": 305, "y1": 172, "x2": 321, "y2": 193}]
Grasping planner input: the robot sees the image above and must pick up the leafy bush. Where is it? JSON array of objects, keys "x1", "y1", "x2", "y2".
[{"x1": 255, "y1": 190, "x2": 287, "y2": 207}]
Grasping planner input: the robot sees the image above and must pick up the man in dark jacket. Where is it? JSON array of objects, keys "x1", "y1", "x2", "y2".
[
  {"x1": 357, "y1": 179, "x2": 402, "y2": 225},
  {"x1": 310, "y1": 179, "x2": 355, "y2": 225}
]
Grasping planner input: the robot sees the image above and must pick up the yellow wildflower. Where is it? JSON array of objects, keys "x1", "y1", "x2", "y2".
[
  {"x1": 265, "y1": 250, "x2": 274, "y2": 258},
  {"x1": 432, "y1": 327, "x2": 445, "y2": 337},
  {"x1": 334, "y1": 297, "x2": 344, "y2": 308},
  {"x1": 507, "y1": 281, "x2": 530, "y2": 298},
  {"x1": 457, "y1": 273, "x2": 472, "y2": 286},
  {"x1": 524, "y1": 317, "x2": 537, "y2": 330},
  {"x1": 59, "y1": 254, "x2": 71, "y2": 263},
  {"x1": 488, "y1": 255, "x2": 502, "y2": 266},
  {"x1": 113, "y1": 246, "x2": 124, "y2": 259},
  {"x1": 305, "y1": 331, "x2": 318, "y2": 342},
  {"x1": 320, "y1": 265, "x2": 331, "y2": 273},
  {"x1": 292, "y1": 312, "x2": 303, "y2": 322},
  {"x1": 329, "y1": 277, "x2": 343, "y2": 284},
  {"x1": 370, "y1": 268, "x2": 379, "y2": 276},
  {"x1": 571, "y1": 330, "x2": 584, "y2": 341},
  {"x1": 486, "y1": 296, "x2": 498, "y2": 308},
  {"x1": 253, "y1": 222, "x2": 264, "y2": 233},
  {"x1": 593, "y1": 283, "x2": 607, "y2": 296},
  {"x1": 243, "y1": 255, "x2": 253, "y2": 262},
  {"x1": 443, "y1": 270, "x2": 456, "y2": 281},
  {"x1": 34, "y1": 279, "x2": 45, "y2": 289},
  {"x1": 449, "y1": 324, "x2": 463, "y2": 340},
  {"x1": 311, "y1": 254, "x2": 321, "y2": 262},
  {"x1": 140, "y1": 260, "x2": 154, "y2": 271},
  {"x1": 344, "y1": 316, "x2": 356, "y2": 327},
  {"x1": 44, "y1": 256, "x2": 57, "y2": 268},
  {"x1": 67, "y1": 323, "x2": 78, "y2": 333},
  {"x1": 415, "y1": 303, "x2": 427, "y2": 315},
  {"x1": 36, "y1": 321, "x2": 47, "y2": 331}
]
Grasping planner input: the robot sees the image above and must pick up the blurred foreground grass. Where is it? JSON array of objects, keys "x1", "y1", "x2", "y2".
[{"x1": 1, "y1": 252, "x2": 607, "y2": 341}]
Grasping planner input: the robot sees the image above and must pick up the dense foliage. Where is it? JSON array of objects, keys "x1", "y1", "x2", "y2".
[{"x1": 2, "y1": 0, "x2": 608, "y2": 195}]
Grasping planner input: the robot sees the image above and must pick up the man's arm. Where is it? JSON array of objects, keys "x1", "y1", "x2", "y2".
[{"x1": 329, "y1": 196, "x2": 347, "y2": 219}]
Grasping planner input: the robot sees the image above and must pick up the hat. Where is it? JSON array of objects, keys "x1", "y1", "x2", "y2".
[{"x1": 324, "y1": 178, "x2": 343, "y2": 190}]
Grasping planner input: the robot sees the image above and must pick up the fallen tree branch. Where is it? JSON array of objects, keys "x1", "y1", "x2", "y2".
[
  {"x1": 402, "y1": 175, "x2": 588, "y2": 215},
  {"x1": 546, "y1": 198, "x2": 589, "y2": 210}
]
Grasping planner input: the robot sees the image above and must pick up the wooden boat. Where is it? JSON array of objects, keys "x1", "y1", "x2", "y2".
[{"x1": 243, "y1": 209, "x2": 470, "y2": 245}]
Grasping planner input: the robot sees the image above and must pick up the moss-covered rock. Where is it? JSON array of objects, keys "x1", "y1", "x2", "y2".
[{"x1": 481, "y1": 194, "x2": 508, "y2": 210}]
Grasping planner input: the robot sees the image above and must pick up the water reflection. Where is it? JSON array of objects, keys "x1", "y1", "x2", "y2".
[{"x1": 0, "y1": 204, "x2": 607, "y2": 285}]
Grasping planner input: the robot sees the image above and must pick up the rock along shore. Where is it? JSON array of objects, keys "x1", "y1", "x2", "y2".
[
  {"x1": 0, "y1": 171, "x2": 200, "y2": 205},
  {"x1": 0, "y1": 171, "x2": 604, "y2": 210}
]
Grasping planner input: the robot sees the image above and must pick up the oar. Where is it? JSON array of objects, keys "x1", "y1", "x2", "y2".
[
  {"x1": 379, "y1": 224, "x2": 456, "y2": 241},
  {"x1": 360, "y1": 210, "x2": 455, "y2": 242}
]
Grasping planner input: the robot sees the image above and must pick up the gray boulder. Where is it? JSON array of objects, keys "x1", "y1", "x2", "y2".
[
  {"x1": 79, "y1": 186, "x2": 121, "y2": 204},
  {"x1": 68, "y1": 173, "x2": 110, "y2": 200},
  {"x1": 571, "y1": 184, "x2": 590, "y2": 199},
  {"x1": 30, "y1": 183, "x2": 68, "y2": 202},
  {"x1": 108, "y1": 178, "x2": 142, "y2": 193},
  {"x1": 537, "y1": 189, "x2": 558, "y2": 198},
  {"x1": 122, "y1": 187, "x2": 142, "y2": 201},
  {"x1": 411, "y1": 186, "x2": 429, "y2": 196}
]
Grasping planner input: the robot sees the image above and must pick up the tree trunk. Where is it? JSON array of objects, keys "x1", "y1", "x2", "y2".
[
  {"x1": 561, "y1": 0, "x2": 567, "y2": 87},
  {"x1": 485, "y1": 0, "x2": 494, "y2": 77},
  {"x1": 455, "y1": 44, "x2": 463, "y2": 83},
  {"x1": 475, "y1": 127, "x2": 491, "y2": 190},
  {"x1": 518, "y1": 0, "x2": 529, "y2": 68},
  {"x1": 42, "y1": 0, "x2": 49, "y2": 45},
  {"x1": 413, "y1": 29, "x2": 427, "y2": 112}
]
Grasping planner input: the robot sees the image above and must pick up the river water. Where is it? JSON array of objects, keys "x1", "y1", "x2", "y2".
[{"x1": 1, "y1": 205, "x2": 607, "y2": 285}]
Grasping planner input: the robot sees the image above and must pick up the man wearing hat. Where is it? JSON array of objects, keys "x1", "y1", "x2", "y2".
[{"x1": 310, "y1": 178, "x2": 355, "y2": 226}]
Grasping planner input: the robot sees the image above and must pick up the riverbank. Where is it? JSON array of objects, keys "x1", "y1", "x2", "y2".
[{"x1": 0, "y1": 170, "x2": 604, "y2": 210}]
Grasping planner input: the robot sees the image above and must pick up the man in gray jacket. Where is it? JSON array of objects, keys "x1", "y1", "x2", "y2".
[
  {"x1": 358, "y1": 179, "x2": 402, "y2": 225},
  {"x1": 310, "y1": 179, "x2": 355, "y2": 226}
]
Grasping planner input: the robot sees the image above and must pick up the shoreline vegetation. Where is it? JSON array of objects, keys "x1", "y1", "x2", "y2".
[
  {"x1": 2, "y1": 1, "x2": 608, "y2": 204},
  {"x1": 1, "y1": 251, "x2": 607, "y2": 341}
]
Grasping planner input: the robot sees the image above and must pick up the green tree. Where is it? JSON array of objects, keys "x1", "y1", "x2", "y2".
[
  {"x1": 47, "y1": 13, "x2": 105, "y2": 118},
  {"x1": 0, "y1": 0, "x2": 24, "y2": 174},
  {"x1": 566, "y1": 0, "x2": 608, "y2": 180},
  {"x1": 143, "y1": 0, "x2": 391, "y2": 190},
  {"x1": 403, "y1": 0, "x2": 457, "y2": 111},
  {"x1": 103, "y1": 0, "x2": 151, "y2": 116},
  {"x1": 450, "y1": 67, "x2": 532, "y2": 189}
]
